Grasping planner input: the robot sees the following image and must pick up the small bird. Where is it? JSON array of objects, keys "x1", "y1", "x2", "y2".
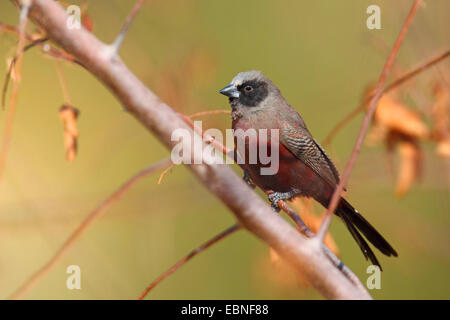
[{"x1": 219, "y1": 70, "x2": 398, "y2": 269}]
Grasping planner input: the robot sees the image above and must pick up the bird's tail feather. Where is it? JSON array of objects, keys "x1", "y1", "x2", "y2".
[
  {"x1": 340, "y1": 213, "x2": 381, "y2": 269},
  {"x1": 337, "y1": 198, "x2": 398, "y2": 269}
]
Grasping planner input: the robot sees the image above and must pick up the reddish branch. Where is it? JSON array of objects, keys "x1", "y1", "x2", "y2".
[
  {"x1": 110, "y1": 0, "x2": 146, "y2": 54},
  {"x1": 22, "y1": 0, "x2": 372, "y2": 299},
  {"x1": 317, "y1": 0, "x2": 422, "y2": 240},
  {"x1": 189, "y1": 109, "x2": 230, "y2": 119}
]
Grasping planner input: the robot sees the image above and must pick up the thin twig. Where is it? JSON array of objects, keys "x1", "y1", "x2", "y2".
[
  {"x1": 9, "y1": 158, "x2": 171, "y2": 299},
  {"x1": 180, "y1": 112, "x2": 231, "y2": 155},
  {"x1": 2, "y1": 37, "x2": 48, "y2": 109},
  {"x1": 54, "y1": 60, "x2": 71, "y2": 104},
  {"x1": 317, "y1": 0, "x2": 422, "y2": 241},
  {"x1": 0, "y1": 20, "x2": 35, "y2": 41},
  {"x1": 384, "y1": 49, "x2": 450, "y2": 93},
  {"x1": 109, "y1": 0, "x2": 146, "y2": 55},
  {"x1": 0, "y1": 0, "x2": 31, "y2": 185},
  {"x1": 322, "y1": 49, "x2": 450, "y2": 146},
  {"x1": 138, "y1": 224, "x2": 241, "y2": 300},
  {"x1": 42, "y1": 44, "x2": 83, "y2": 66},
  {"x1": 157, "y1": 163, "x2": 174, "y2": 184},
  {"x1": 0, "y1": 21, "x2": 81, "y2": 65},
  {"x1": 189, "y1": 109, "x2": 230, "y2": 119},
  {"x1": 157, "y1": 109, "x2": 231, "y2": 184},
  {"x1": 155, "y1": 110, "x2": 230, "y2": 184}
]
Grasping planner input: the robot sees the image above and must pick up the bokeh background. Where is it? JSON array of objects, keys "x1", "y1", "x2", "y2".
[{"x1": 0, "y1": 0, "x2": 449, "y2": 299}]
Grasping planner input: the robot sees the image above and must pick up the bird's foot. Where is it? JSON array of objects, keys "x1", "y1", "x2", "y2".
[
  {"x1": 267, "y1": 191, "x2": 299, "y2": 212},
  {"x1": 242, "y1": 169, "x2": 255, "y2": 189}
]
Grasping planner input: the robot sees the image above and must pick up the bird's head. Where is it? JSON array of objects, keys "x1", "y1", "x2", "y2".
[{"x1": 219, "y1": 71, "x2": 277, "y2": 108}]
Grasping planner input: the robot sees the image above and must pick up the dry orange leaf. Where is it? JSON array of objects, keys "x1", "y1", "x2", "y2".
[
  {"x1": 430, "y1": 82, "x2": 450, "y2": 158},
  {"x1": 59, "y1": 104, "x2": 79, "y2": 162},
  {"x1": 391, "y1": 137, "x2": 423, "y2": 197},
  {"x1": 373, "y1": 93, "x2": 429, "y2": 139},
  {"x1": 436, "y1": 138, "x2": 450, "y2": 158},
  {"x1": 364, "y1": 87, "x2": 428, "y2": 196}
]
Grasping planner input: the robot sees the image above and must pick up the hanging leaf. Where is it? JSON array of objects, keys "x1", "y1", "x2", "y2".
[
  {"x1": 430, "y1": 82, "x2": 450, "y2": 157},
  {"x1": 59, "y1": 104, "x2": 80, "y2": 162},
  {"x1": 365, "y1": 88, "x2": 429, "y2": 196}
]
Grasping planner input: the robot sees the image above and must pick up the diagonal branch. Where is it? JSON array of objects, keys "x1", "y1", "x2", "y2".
[{"x1": 317, "y1": 0, "x2": 422, "y2": 241}]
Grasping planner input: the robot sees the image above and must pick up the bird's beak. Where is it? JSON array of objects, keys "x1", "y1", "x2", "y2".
[{"x1": 219, "y1": 84, "x2": 239, "y2": 98}]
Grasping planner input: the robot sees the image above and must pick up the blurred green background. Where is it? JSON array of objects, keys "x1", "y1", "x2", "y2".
[{"x1": 0, "y1": 0, "x2": 449, "y2": 299}]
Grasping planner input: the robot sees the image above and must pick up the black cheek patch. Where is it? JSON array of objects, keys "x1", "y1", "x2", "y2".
[{"x1": 238, "y1": 81, "x2": 268, "y2": 107}]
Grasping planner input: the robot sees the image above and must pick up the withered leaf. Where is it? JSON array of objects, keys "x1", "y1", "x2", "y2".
[{"x1": 59, "y1": 104, "x2": 80, "y2": 162}]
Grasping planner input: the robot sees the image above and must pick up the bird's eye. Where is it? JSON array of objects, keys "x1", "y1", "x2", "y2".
[{"x1": 244, "y1": 86, "x2": 253, "y2": 92}]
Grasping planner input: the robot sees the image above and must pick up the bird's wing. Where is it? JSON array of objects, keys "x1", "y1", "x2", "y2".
[{"x1": 280, "y1": 122, "x2": 341, "y2": 187}]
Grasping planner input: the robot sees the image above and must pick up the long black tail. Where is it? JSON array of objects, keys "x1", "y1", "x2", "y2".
[{"x1": 336, "y1": 198, "x2": 398, "y2": 270}]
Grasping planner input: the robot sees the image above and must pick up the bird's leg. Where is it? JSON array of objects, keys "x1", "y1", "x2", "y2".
[
  {"x1": 231, "y1": 149, "x2": 255, "y2": 189},
  {"x1": 267, "y1": 190, "x2": 299, "y2": 212},
  {"x1": 242, "y1": 168, "x2": 255, "y2": 189}
]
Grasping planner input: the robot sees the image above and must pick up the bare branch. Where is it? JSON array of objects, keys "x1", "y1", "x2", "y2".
[
  {"x1": 21, "y1": 0, "x2": 372, "y2": 299},
  {"x1": 317, "y1": 0, "x2": 422, "y2": 241}
]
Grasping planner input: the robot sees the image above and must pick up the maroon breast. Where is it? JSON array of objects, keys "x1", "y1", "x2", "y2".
[{"x1": 235, "y1": 129, "x2": 334, "y2": 204}]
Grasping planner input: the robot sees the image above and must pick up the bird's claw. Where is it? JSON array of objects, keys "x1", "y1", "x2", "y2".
[
  {"x1": 268, "y1": 193, "x2": 282, "y2": 212},
  {"x1": 243, "y1": 169, "x2": 255, "y2": 189},
  {"x1": 267, "y1": 190, "x2": 300, "y2": 212}
]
